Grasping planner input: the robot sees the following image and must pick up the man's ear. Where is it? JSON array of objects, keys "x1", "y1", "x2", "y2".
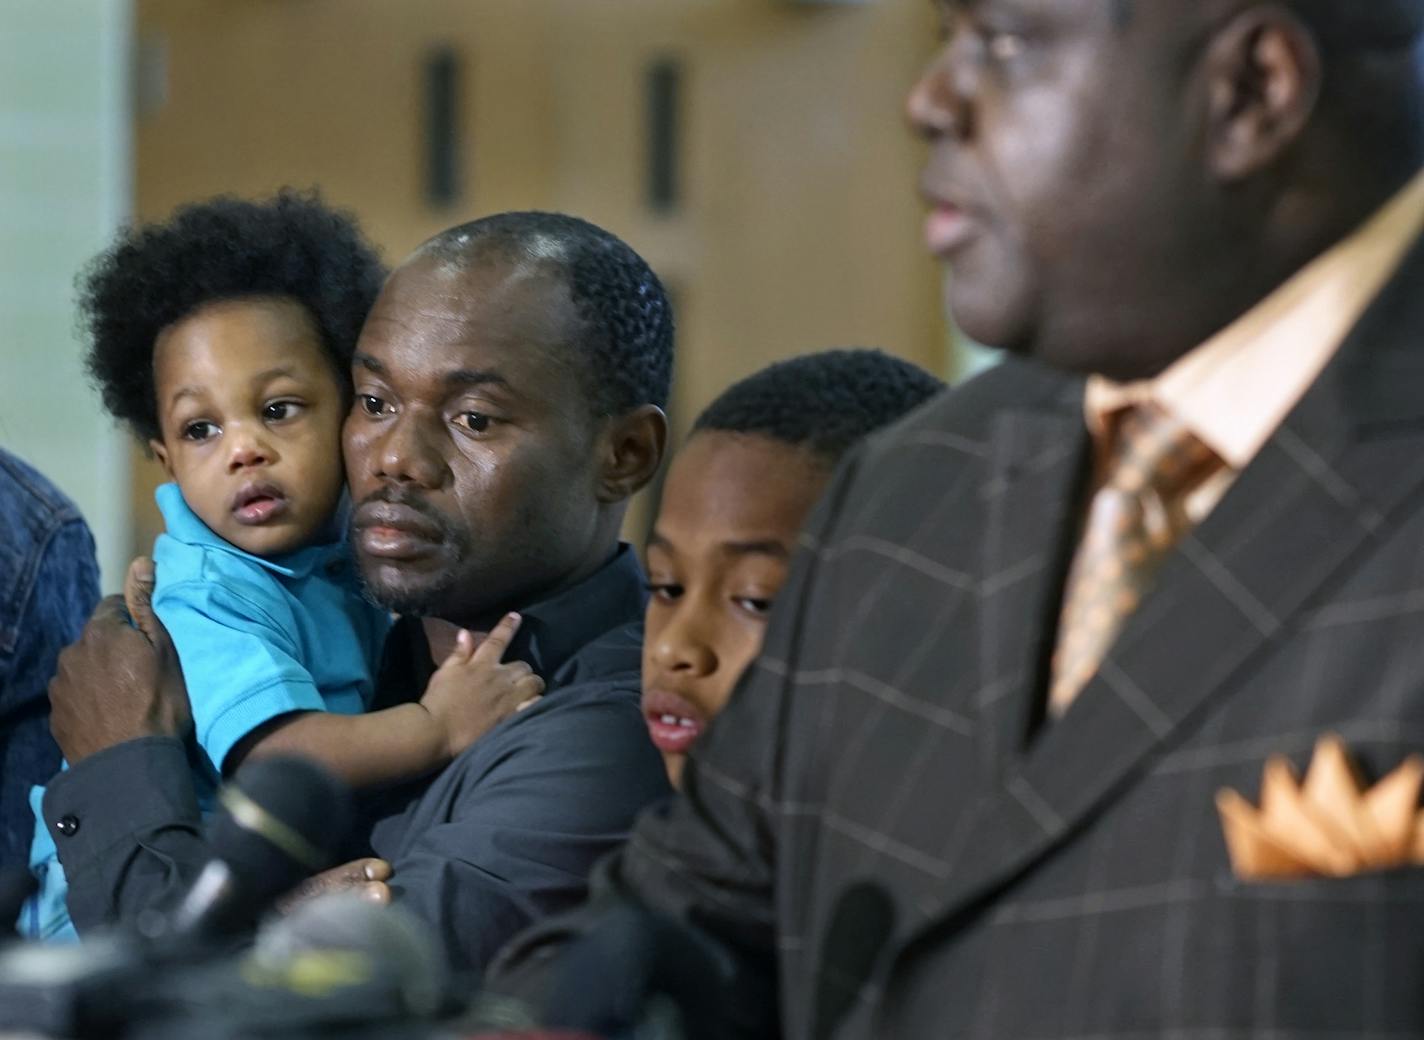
[
  {"x1": 1201, "y1": 6, "x2": 1321, "y2": 181},
  {"x1": 149, "y1": 438, "x2": 176, "y2": 480},
  {"x1": 595, "y1": 405, "x2": 668, "y2": 503}
]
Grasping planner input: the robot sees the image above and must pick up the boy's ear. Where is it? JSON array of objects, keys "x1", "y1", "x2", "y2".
[
  {"x1": 149, "y1": 438, "x2": 176, "y2": 480},
  {"x1": 596, "y1": 405, "x2": 668, "y2": 504}
]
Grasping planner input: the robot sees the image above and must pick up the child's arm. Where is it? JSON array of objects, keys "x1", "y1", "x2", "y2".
[{"x1": 232, "y1": 613, "x2": 545, "y2": 787}]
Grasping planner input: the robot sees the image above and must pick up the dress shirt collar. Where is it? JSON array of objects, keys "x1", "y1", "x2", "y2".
[
  {"x1": 378, "y1": 542, "x2": 648, "y2": 694},
  {"x1": 513, "y1": 543, "x2": 648, "y2": 680},
  {"x1": 1086, "y1": 166, "x2": 1424, "y2": 470}
]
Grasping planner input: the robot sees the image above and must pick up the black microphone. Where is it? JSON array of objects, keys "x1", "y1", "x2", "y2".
[
  {"x1": 125, "y1": 893, "x2": 459, "y2": 1036},
  {"x1": 0, "y1": 895, "x2": 455, "y2": 1039},
  {"x1": 810, "y1": 882, "x2": 897, "y2": 1040},
  {"x1": 159, "y1": 754, "x2": 354, "y2": 941}
]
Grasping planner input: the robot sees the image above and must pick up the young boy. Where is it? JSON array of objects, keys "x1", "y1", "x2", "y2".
[
  {"x1": 23, "y1": 192, "x2": 542, "y2": 940},
  {"x1": 642, "y1": 349, "x2": 944, "y2": 786}
]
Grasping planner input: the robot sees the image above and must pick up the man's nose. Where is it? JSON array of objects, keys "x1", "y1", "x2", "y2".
[
  {"x1": 652, "y1": 608, "x2": 718, "y2": 679},
  {"x1": 373, "y1": 414, "x2": 446, "y2": 489},
  {"x1": 906, "y1": 42, "x2": 974, "y2": 140}
]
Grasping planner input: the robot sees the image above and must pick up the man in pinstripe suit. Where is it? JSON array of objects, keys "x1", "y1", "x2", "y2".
[{"x1": 488, "y1": 1, "x2": 1424, "y2": 1036}]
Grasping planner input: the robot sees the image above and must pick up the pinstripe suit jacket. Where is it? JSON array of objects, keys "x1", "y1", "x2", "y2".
[{"x1": 491, "y1": 236, "x2": 1424, "y2": 1038}]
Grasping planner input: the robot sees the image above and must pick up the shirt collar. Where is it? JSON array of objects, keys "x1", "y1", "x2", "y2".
[
  {"x1": 1086, "y1": 166, "x2": 1424, "y2": 469},
  {"x1": 512, "y1": 543, "x2": 648, "y2": 680},
  {"x1": 377, "y1": 543, "x2": 647, "y2": 692},
  {"x1": 155, "y1": 482, "x2": 348, "y2": 580}
]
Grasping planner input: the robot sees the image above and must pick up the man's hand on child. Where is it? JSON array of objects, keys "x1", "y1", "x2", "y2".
[
  {"x1": 123, "y1": 556, "x2": 192, "y2": 739},
  {"x1": 48, "y1": 559, "x2": 194, "y2": 763},
  {"x1": 421, "y1": 612, "x2": 545, "y2": 760},
  {"x1": 277, "y1": 857, "x2": 393, "y2": 914},
  {"x1": 123, "y1": 556, "x2": 162, "y2": 641}
]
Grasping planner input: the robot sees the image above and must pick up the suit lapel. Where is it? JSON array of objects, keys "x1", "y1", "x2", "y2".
[
  {"x1": 896, "y1": 235, "x2": 1424, "y2": 955},
  {"x1": 972, "y1": 389, "x2": 1089, "y2": 783}
]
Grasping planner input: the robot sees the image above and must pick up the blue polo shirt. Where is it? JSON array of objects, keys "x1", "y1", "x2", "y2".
[
  {"x1": 21, "y1": 483, "x2": 390, "y2": 941},
  {"x1": 151, "y1": 482, "x2": 391, "y2": 782}
]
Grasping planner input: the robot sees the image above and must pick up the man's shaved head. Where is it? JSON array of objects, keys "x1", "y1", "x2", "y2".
[{"x1": 413, "y1": 211, "x2": 674, "y2": 418}]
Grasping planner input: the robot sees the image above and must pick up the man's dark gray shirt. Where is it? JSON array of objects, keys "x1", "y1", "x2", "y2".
[{"x1": 44, "y1": 545, "x2": 671, "y2": 972}]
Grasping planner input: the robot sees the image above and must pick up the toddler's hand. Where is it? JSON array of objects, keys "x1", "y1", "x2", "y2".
[{"x1": 420, "y1": 612, "x2": 545, "y2": 760}]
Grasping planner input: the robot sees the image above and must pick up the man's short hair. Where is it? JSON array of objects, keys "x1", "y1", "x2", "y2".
[
  {"x1": 692, "y1": 348, "x2": 946, "y2": 464},
  {"x1": 418, "y1": 212, "x2": 674, "y2": 416},
  {"x1": 81, "y1": 189, "x2": 387, "y2": 443}
]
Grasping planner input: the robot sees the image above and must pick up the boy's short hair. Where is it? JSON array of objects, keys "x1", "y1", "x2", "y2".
[
  {"x1": 81, "y1": 189, "x2": 388, "y2": 442},
  {"x1": 692, "y1": 348, "x2": 946, "y2": 463},
  {"x1": 417, "y1": 211, "x2": 674, "y2": 416}
]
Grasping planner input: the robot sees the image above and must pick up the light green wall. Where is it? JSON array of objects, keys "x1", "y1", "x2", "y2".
[{"x1": 0, "y1": 0, "x2": 132, "y2": 591}]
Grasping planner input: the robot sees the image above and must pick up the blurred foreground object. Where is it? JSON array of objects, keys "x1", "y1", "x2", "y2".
[{"x1": 0, "y1": 755, "x2": 353, "y2": 1036}]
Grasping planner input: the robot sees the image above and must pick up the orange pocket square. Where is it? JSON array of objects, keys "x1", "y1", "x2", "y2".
[{"x1": 1216, "y1": 735, "x2": 1424, "y2": 880}]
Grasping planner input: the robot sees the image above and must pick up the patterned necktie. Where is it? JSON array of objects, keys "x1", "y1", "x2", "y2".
[{"x1": 1048, "y1": 403, "x2": 1222, "y2": 716}]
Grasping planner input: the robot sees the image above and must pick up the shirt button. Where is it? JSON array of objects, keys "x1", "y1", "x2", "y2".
[{"x1": 56, "y1": 815, "x2": 80, "y2": 837}]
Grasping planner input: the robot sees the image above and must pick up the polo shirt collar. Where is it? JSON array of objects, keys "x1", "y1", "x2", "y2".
[{"x1": 154, "y1": 482, "x2": 349, "y2": 580}]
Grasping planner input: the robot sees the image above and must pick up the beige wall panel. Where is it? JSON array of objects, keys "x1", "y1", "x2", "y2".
[
  {"x1": 130, "y1": 0, "x2": 945, "y2": 553},
  {"x1": 539, "y1": 0, "x2": 944, "y2": 432},
  {"x1": 136, "y1": 0, "x2": 559, "y2": 249}
]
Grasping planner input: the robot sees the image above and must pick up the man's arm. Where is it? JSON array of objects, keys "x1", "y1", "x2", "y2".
[
  {"x1": 41, "y1": 571, "x2": 206, "y2": 930},
  {"x1": 483, "y1": 642, "x2": 799, "y2": 1036},
  {"x1": 374, "y1": 690, "x2": 672, "y2": 975},
  {"x1": 49, "y1": 562, "x2": 192, "y2": 765},
  {"x1": 43, "y1": 735, "x2": 205, "y2": 930}
]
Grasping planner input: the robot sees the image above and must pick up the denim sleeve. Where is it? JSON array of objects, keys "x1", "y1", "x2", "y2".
[{"x1": 0, "y1": 518, "x2": 99, "y2": 869}]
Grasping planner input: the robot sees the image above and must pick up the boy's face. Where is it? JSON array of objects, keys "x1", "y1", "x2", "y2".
[
  {"x1": 150, "y1": 297, "x2": 348, "y2": 557},
  {"x1": 642, "y1": 431, "x2": 830, "y2": 787}
]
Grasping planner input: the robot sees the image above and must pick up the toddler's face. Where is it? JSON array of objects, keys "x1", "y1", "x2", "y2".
[
  {"x1": 641, "y1": 431, "x2": 830, "y2": 788},
  {"x1": 150, "y1": 297, "x2": 348, "y2": 557}
]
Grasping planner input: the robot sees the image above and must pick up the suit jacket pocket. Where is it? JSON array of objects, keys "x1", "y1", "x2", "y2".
[{"x1": 1193, "y1": 869, "x2": 1424, "y2": 1032}]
